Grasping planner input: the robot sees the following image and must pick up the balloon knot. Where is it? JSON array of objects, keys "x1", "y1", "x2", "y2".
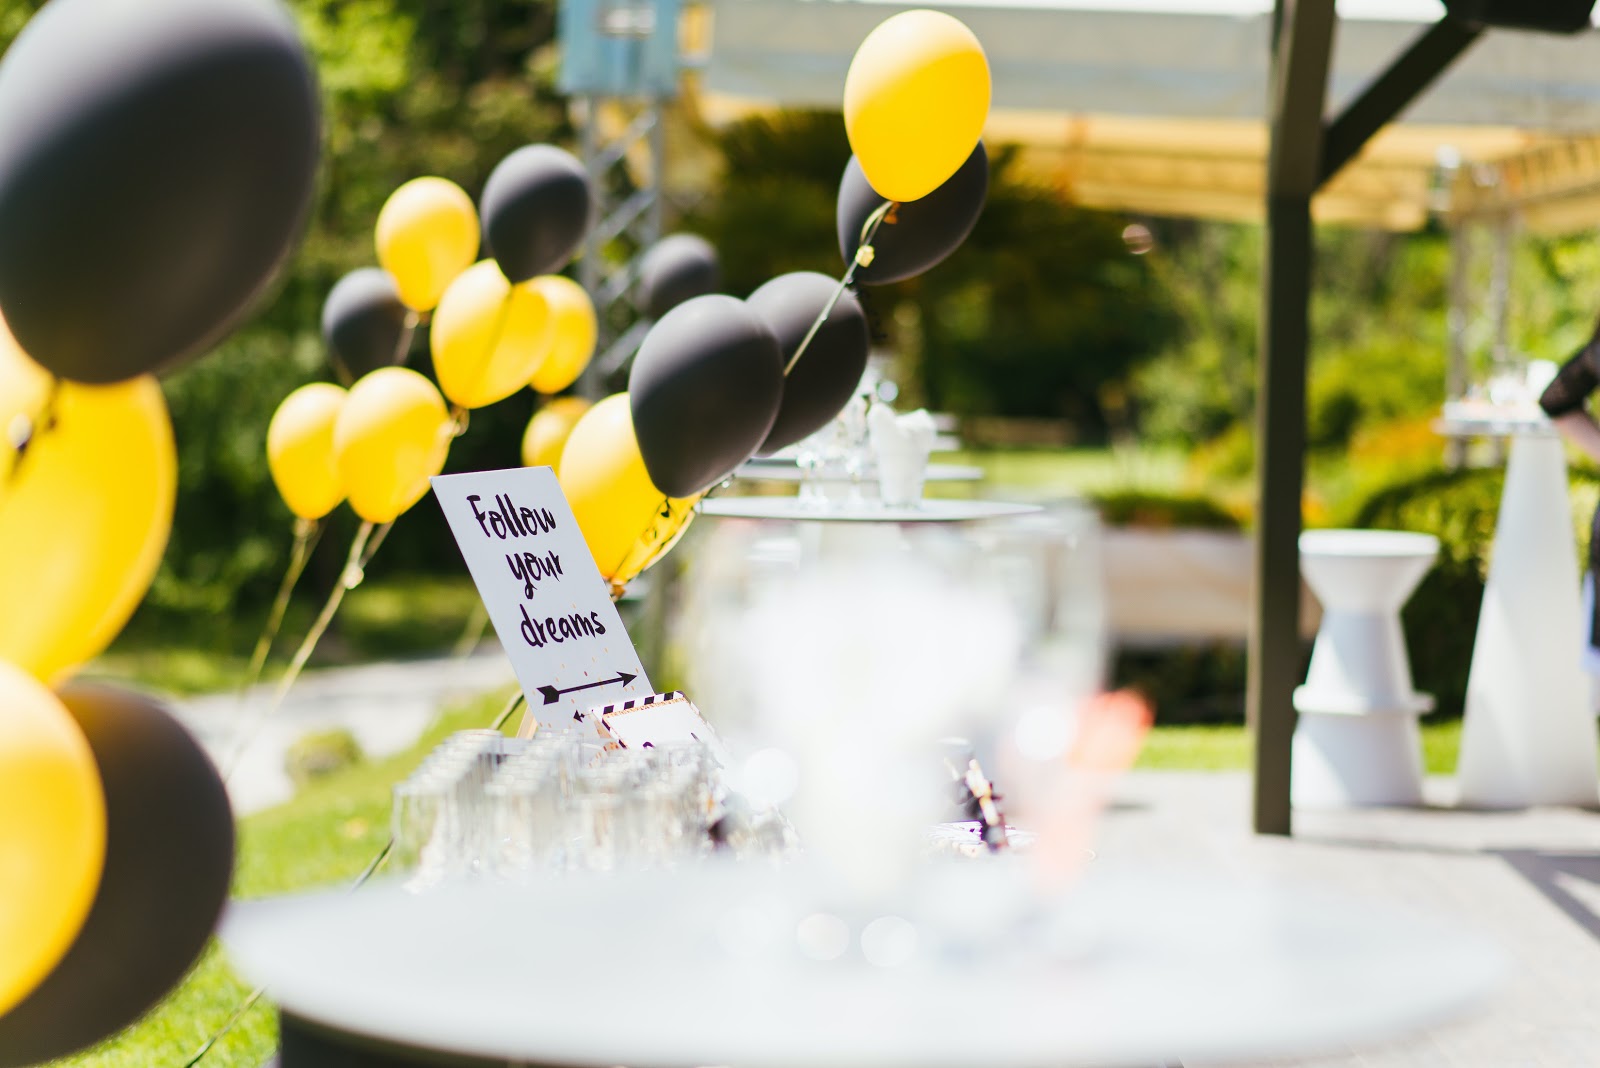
[
  {"x1": 855, "y1": 246, "x2": 876, "y2": 268},
  {"x1": 6, "y1": 412, "x2": 32, "y2": 453}
]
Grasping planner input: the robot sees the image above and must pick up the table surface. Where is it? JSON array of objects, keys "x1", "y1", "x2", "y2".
[
  {"x1": 224, "y1": 862, "x2": 1502, "y2": 1068},
  {"x1": 1432, "y1": 414, "x2": 1555, "y2": 438},
  {"x1": 698, "y1": 497, "x2": 1041, "y2": 523},
  {"x1": 733, "y1": 462, "x2": 986, "y2": 483}
]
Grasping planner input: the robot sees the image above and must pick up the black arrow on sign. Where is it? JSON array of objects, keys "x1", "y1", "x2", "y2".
[{"x1": 537, "y1": 671, "x2": 638, "y2": 705}]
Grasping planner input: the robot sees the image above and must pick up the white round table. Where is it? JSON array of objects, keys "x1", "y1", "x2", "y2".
[
  {"x1": 699, "y1": 497, "x2": 1040, "y2": 523},
  {"x1": 733, "y1": 462, "x2": 986, "y2": 484},
  {"x1": 224, "y1": 862, "x2": 1502, "y2": 1068}
]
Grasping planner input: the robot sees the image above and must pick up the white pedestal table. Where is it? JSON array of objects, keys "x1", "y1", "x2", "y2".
[
  {"x1": 1292, "y1": 530, "x2": 1438, "y2": 808},
  {"x1": 1443, "y1": 421, "x2": 1600, "y2": 808}
]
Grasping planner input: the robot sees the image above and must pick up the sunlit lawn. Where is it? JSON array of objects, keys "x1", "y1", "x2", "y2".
[
  {"x1": 89, "y1": 575, "x2": 486, "y2": 696},
  {"x1": 1138, "y1": 720, "x2": 1464, "y2": 775},
  {"x1": 943, "y1": 444, "x2": 1191, "y2": 496}
]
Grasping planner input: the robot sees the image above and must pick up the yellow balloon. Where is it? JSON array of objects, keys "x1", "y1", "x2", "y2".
[
  {"x1": 843, "y1": 10, "x2": 991, "y2": 203},
  {"x1": 522, "y1": 396, "x2": 591, "y2": 469},
  {"x1": 0, "y1": 325, "x2": 175, "y2": 684},
  {"x1": 375, "y1": 177, "x2": 480, "y2": 313},
  {"x1": 0, "y1": 660, "x2": 105, "y2": 1016},
  {"x1": 267, "y1": 383, "x2": 348, "y2": 521},
  {"x1": 431, "y1": 261, "x2": 553, "y2": 410},
  {"x1": 558, "y1": 393, "x2": 698, "y2": 587},
  {"x1": 333, "y1": 368, "x2": 452, "y2": 524},
  {"x1": 527, "y1": 276, "x2": 597, "y2": 394}
]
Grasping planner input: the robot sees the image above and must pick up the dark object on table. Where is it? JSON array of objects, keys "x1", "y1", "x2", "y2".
[{"x1": 939, "y1": 739, "x2": 1008, "y2": 853}]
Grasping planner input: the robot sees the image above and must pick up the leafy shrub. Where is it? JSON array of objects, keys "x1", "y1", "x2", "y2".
[
  {"x1": 1350, "y1": 463, "x2": 1600, "y2": 718},
  {"x1": 1185, "y1": 422, "x2": 1256, "y2": 486},
  {"x1": 1091, "y1": 490, "x2": 1240, "y2": 531},
  {"x1": 285, "y1": 727, "x2": 365, "y2": 789},
  {"x1": 1352, "y1": 467, "x2": 1500, "y2": 719},
  {"x1": 1114, "y1": 643, "x2": 1249, "y2": 725}
]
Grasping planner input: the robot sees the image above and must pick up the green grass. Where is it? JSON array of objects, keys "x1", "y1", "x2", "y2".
[
  {"x1": 56, "y1": 689, "x2": 518, "y2": 1068},
  {"x1": 1136, "y1": 720, "x2": 1465, "y2": 776},
  {"x1": 943, "y1": 445, "x2": 1189, "y2": 496},
  {"x1": 88, "y1": 575, "x2": 487, "y2": 696}
]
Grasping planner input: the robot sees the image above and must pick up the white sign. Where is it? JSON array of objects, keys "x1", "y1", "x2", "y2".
[{"x1": 431, "y1": 466, "x2": 653, "y2": 734}]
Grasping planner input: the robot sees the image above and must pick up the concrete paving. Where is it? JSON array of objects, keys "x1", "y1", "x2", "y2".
[
  {"x1": 171, "y1": 650, "x2": 517, "y2": 815},
  {"x1": 1100, "y1": 773, "x2": 1600, "y2": 1068}
]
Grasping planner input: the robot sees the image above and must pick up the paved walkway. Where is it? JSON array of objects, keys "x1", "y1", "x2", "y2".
[
  {"x1": 171, "y1": 651, "x2": 517, "y2": 815},
  {"x1": 1101, "y1": 773, "x2": 1600, "y2": 1068}
]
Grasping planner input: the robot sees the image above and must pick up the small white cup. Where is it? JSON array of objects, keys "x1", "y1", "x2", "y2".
[{"x1": 868, "y1": 407, "x2": 935, "y2": 508}]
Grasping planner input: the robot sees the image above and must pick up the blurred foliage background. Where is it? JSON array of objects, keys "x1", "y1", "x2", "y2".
[{"x1": 3, "y1": 0, "x2": 1597, "y2": 706}]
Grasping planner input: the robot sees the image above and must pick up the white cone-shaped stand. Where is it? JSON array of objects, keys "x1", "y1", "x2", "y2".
[
  {"x1": 1457, "y1": 432, "x2": 1600, "y2": 809},
  {"x1": 1293, "y1": 530, "x2": 1437, "y2": 808}
]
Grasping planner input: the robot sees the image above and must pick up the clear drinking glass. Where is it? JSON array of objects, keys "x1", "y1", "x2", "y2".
[{"x1": 392, "y1": 774, "x2": 453, "y2": 890}]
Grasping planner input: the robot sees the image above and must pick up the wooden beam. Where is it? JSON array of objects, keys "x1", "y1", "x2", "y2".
[
  {"x1": 1251, "y1": 0, "x2": 1336, "y2": 838},
  {"x1": 1321, "y1": 18, "x2": 1483, "y2": 186}
]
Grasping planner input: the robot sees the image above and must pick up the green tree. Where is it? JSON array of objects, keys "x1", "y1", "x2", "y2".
[{"x1": 682, "y1": 111, "x2": 1179, "y2": 438}]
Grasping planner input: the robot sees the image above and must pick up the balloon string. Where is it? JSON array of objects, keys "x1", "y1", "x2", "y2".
[
  {"x1": 393, "y1": 311, "x2": 420, "y2": 367},
  {"x1": 452, "y1": 598, "x2": 490, "y2": 658},
  {"x1": 607, "y1": 494, "x2": 671, "y2": 595},
  {"x1": 181, "y1": 690, "x2": 528, "y2": 1068},
  {"x1": 2, "y1": 375, "x2": 62, "y2": 490},
  {"x1": 329, "y1": 359, "x2": 354, "y2": 389},
  {"x1": 220, "y1": 520, "x2": 390, "y2": 783},
  {"x1": 236, "y1": 518, "x2": 324, "y2": 705},
  {"x1": 177, "y1": 985, "x2": 266, "y2": 1068},
  {"x1": 782, "y1": 199, "x2": 895, "y2": 377}
]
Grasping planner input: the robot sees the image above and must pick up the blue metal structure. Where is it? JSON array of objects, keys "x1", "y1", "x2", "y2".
[{"x1": 560, "y1": 0, "x2": 684, "y2": 392}]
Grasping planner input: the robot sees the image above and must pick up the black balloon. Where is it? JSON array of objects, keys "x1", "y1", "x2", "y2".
[
  {"x1": 0, "y1": 0, "x2": 320, "y2": 385},
  {"x1": 837, "y1": 142, "x2": 988, "y2": 286},
  {"x1": 638, "y1": 234, "x2": 721, "y2": 320},
  {"x1": 747, "y1": 272, "x2": 870, "y2": 455},
  {"x1": 321, "y1": 268, "x2": 411, "y2": 381},
  {"x1": 0, "y1": 684, "x2": 234, "y2": 1066},
  {"x1": 629, "y1": 295, "x2": 783, "y2": 498},
  {"x1": 481, "y1": 145, "x2": 594, "y2": 283}
]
